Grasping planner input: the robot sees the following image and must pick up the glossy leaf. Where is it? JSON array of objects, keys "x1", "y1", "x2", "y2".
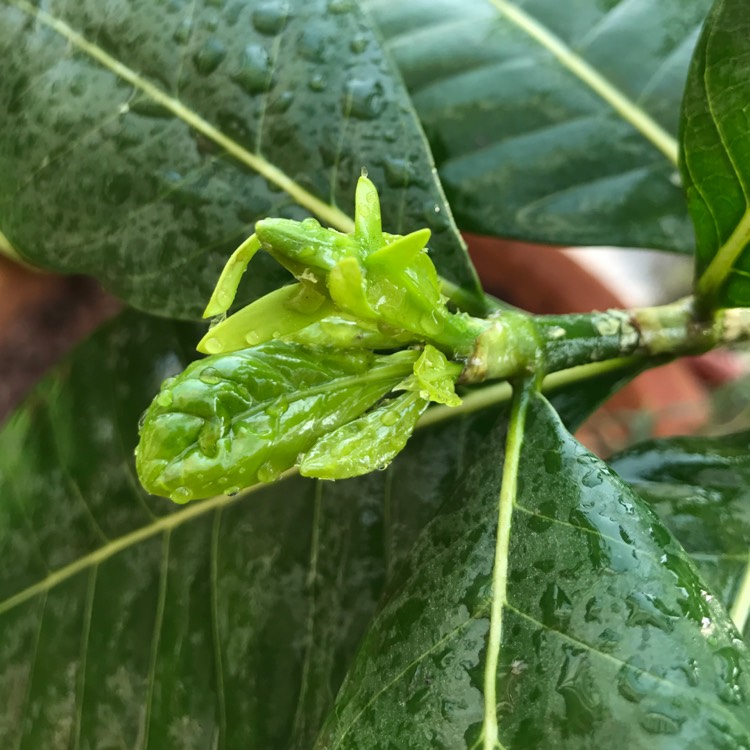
[
  {"x1": 367, "y1": 0, "x2": 711, "y2": 251},
  {"x1": 0, "y1": 309, "x2": 496, "y2": 749},
  {"x1": 301, "y1": 391, "x2": 428, "y2": 480},
  {"x1": 680, "y1": 0, "x2": 750, "y2": 308},
  {"x1": 136, "y1": 341, "x2": 418, "y2": 501},
  {"x1": 317, "y1": 394, "x2": 750, "y2": 748},
  {"x1": 0, "y1": 0, "x2": 480, "y2": 319},
  {"x1": 611, "y1": 430, "x2": 750, "y2": 640}
]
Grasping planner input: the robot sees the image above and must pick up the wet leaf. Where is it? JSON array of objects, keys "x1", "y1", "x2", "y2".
[
  {"x1": 317, "y1": 394, "x2": 750, "y2": 749},
  {"x1": 136, "y1": 341, "x2": 417, "y2": 501},
  {"x1": 368, "y1": 0, "x2": 711, "y2": 251},
  {"x1": 612, "y1": 430, "x2": 750, "y2": 640},
  {"x1": 301, "y1": 390, "x2": 428, "y2": 480},
  {"x1": 0, "y1": 0, "x2": 480, "y2": 319},
  {"x1": 680, "y1": 0, "x2": 750, "y2": 308}
]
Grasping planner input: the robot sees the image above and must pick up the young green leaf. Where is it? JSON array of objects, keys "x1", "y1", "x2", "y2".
[
  {"x1": 227, "y1": 176, "x2": 486, "y2": 354},
  {"x1": 399, "y1": 344, "x2": 462, "y2": 407},
  {"x1": 611, "y1": 430, "x2": 750, "y2": 639},
  {"x1": 316, "y1": 394, "x2": 750, "y2": 749},
  {"x1": 682, "y1": 0, "x2": 750, "y2": 308},
  {"x1": 136, "y1": 341, "x2": 417, "y2": 501},
  {"x1": 301, "y1": 391, "x2": 429, "y2": 480}
]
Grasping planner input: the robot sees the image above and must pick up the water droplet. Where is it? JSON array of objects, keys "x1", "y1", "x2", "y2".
[
  {"x1": 198, "y1": 420, "x2": 221, "y2": 457},
  {"x1": 173, "y1": 17, "x2": 193, "y2": 44},
  {"x1": 556, "y1": 651, "x2": 601, "y2": 731},
  {"x1": 103, "y1": 173, "x2": 133, "y2": 205},
  {"x1": 156, "y1": 390, "x2": 174, "y2": 407},
  {"x1": 581, "y1": 470, "x2": 603, "y2": 488},
  {"x1": 302, "y1": 217, "x2": 321, "y2": 230},
  {"x1": 383, "y1": 157, "x2": 414, "y2": 188},
  {"x1": 270, "y1": 90, "x2": 293, "y2": 114},
  {"x1": 199, "y1": 367, "x2": 222, "y2": 385},
  {"x1": 257, "y1": 461, "x2": 281, "y2": 483},
  {"x1": 360, "y1": 166, "x2": 368, "y2": 178},
  {"x1": 245, "y1": 331, "x2": 262, "y2": 346},
  {"x1": 715, "y1": 647, "x2": 745, "y2": 705},
  {"x1": 308, "y1": 73, "x2": 326, "y2": 92},
  {"x1": 224, "y1": 485, "x2": 241, "y2": 496},
  {"x1": 540, "y1": 582, "x2": 572, "y2": 631},
  {"x1": 171, "y1": 486, "x2": 192, "y2": 503},
  {"x1": 298, "y1": 27, "x2": 328, "y2": 63},
  {"x1": 252, "y1": 1, "x2": 290, "y2": 35},
  {"x1": 640, "y1": 711, "x2": 683, "y2": 735},
  {"x1": 625, "y1": 591, "x2": 679, "y2": 633},
  {"x1": 343, "y1": 78, "x2": 385, "y2": 120},
  {"x1": 204, "y1": 337, "x2": 223, "y2": 354},
  {"x1": 194, "y1": 39, "x2": 227, "y2": 75},
  {"x1": 381, "y1": 410, "x2": 398, "y2": 427},
  {"x1": 233, "y1": 44, "x2": 272, "y2": 95},
  {"x1": 350, "y1": 33, "x2": 367, "y2": 54}
]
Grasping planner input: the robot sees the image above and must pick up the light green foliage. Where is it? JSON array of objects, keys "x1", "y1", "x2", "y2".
[
  {"x1": 136, "y1": 341, "x2": 418, "y2": 501},
  {"x1": 136, "y1": 178, "x2": 477, "y2": 501},
  {"x1": 300, "y1": 391, "x2": 429, "y2": 479},
  {"x1": 200, "y1": 175, "x2": 486, "y2": 356},
  {"x1": 398, "y1": 344, "x2": 463, "y2": 407}
]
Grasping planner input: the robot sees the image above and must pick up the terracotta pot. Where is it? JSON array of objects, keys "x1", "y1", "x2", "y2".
[{"x1": 0, "y1": 256, "x2": 120, "y2": 421}]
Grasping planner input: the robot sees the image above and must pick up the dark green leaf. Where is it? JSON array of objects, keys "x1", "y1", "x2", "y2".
[
  {"x1": 317, "y1": 394, "x2": 750, "y2": 749},
  {"x1": 611, "y1": 430, "x2": 750, "y2": 640},
  {"x1": 368, "y1": 0, "x2": 710, "y2": 251},
  {"x1": 680, "y1": 0, "x2": 750, "y2": 307},
  {"x1": 0, "y1": 0, "x2": 480, "y2": 319}
]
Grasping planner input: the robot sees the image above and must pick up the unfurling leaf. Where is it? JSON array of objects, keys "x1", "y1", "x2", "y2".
[
  {"x1": 136, "y1": 341, "x2": 417, "y2": 501},
  {"x1": 201, "y1": 175, "x2": 486, "y2": 356}
]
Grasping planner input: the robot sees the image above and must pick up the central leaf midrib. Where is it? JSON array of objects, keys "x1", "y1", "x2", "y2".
[{"x1": 9, "y1": 0, "x2": 356, "y2": 234}]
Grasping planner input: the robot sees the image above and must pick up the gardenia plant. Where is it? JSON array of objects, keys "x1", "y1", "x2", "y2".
[{"x1": 2, "y1": 0, "x2": 750, "y2": 748}]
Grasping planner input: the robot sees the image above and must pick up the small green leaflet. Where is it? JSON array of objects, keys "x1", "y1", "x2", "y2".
[
  {"x1": 301, "y1": 390, "x2": 428, "y2": 479},
  {"x1": 136, "y1": 341, "x2": 417, "y2": 501}
]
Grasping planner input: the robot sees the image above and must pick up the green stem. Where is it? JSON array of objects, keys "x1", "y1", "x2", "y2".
[
  {"x1": 462, "y1": 296, "x2": 750, "y2": 384},
  {"x1": 696, "y1": 208, "x2": 750, "y2": 311}
]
